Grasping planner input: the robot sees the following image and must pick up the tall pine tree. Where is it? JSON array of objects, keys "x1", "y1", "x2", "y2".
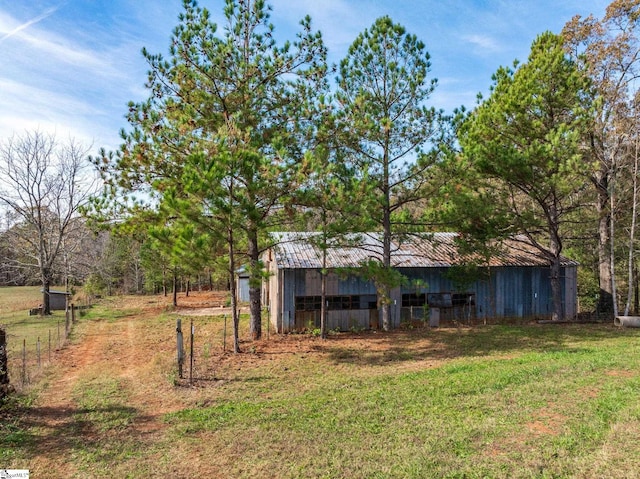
[
  {"x1": 459, "y1": 32, "x2": 593, "y2": 321},
  {"x1": 335, "y1": 16, "x2": 445, "y2": 330},
  {"x1": 95, "y1": 0, "x2": 327, "y2": 339}
]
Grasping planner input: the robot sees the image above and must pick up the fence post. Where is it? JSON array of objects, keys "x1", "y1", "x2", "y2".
[
  {"x1": 176, "y1": 318, "x2": 184, "y2": 379},
  {"x1": 223, "y1": 315, "x2": 227, "y2": 352},
  {"x1": 22, "y1": 339, "x2": 27, "y2": 387},
  {"x1": 71, "y1": 303, "x2": 76, "y2": 323},
  {"x1": 65, "y1": 308, "x2": 70, "y2": 339},
  {"x1": 189, "y1": 320, "x2": 194, "y2": 385},
  {"x1": 0, "y1": 329, "x2": 8, "y2": 398}
]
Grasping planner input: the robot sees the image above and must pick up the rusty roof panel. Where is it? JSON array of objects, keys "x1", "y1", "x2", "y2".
[{"x1": 270, "y1": 232, "x2": 579, "y2": 269}]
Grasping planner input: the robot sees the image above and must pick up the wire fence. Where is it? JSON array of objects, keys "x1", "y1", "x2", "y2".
[
  {"x1": 176, "y1": 316, "x2": 227, "y2": 386},
  {"x1": 172, "y1": 312, "x2": 272, "y2": 386},
  {"x1": 1, "y1": 304, "x2": 79, "y2": 396}
]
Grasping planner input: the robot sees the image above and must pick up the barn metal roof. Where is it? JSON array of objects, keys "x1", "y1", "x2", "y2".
[{"x1": 269, "y1": 232, "x2": 579, "y2": 269}]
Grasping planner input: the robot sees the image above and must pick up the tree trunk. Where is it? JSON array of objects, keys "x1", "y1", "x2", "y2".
[
  {"x1": 625, "y1": 139, "x2": 639, "y2": 316},
  {"x1": 549, "y1": 213, "x2": 564, "y2": 321},
  {"x1": 596, "y1": 171, "x2": 614, "y2": 313},
  {"x1": 635, "y1": 263, "x2": 639, "y2": 315},
  {"x1": 549, "y1": 257, "x2": 563, "y2": 321},
  {"x1": 610, "y1": 164, "x2": 618, "y2": 319},
  {"x1": 380, "y1": 220, "x2": 392, "y2": 331},
  {"x1": 247, "y1": 228, "x2": 262, "y2": 340},
  {"x1": 321, "y1": 242, "x2": 328, "y2": 339},
  {"x1": 229, "y1": 229, "x2": 240, "y2": 354},
  {"x1": 381, "y1": 145, "x2": 392, "y2": 331},
  {"x1": 42, "y1": 274, "x2": 51, "y2": 315},
  {"x1": 227, "y1": 176, "x2": 240, "y2": 353},
  {"x1": 172, "y1": 272, "x2": 178, "y2": 307}
]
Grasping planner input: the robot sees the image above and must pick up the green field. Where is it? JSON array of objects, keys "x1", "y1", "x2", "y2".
[
  {"x1": 0, "y1": 286, "x2": 69, "y2": 386},
  {"x1": 2, "y1": 292, "x2": 640, "y2": 477},
  {"x1": 164, "y1": 325, "x2": 640, "y2": 478}
]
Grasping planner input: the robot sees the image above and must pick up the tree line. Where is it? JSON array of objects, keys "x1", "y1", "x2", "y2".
[{"x1": 2, "y1": 0, "x2": 639, "y2": 346}]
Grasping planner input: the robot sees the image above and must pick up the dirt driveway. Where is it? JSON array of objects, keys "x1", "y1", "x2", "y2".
[
  {"x1": 7, "y1": 291, "x2": 449, "y2": 477},
  {"x1": 13, "y1": 295, "x2": 175, "y2": 477}
]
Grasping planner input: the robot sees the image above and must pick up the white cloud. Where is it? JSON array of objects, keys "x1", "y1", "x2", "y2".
[
  {"x1": 269, "y1": 0, "x2": 380, "y2": 62},
  {"x1": 0, "y1": 5, "x2": 152, "y2": 150},
  {"x1": 0, "y1": 78, "x2": 99, "y2": 116},
  {"x1": 462, "y1": 34, "x2": 502, "y2": 54},
  {"x1": 0, "y1": 5, "x2": 59, "y2": 43},
  {"x1": 0, "y1": 9, "x2": 123, "y2": 78},
  {"x1": 0, "y1": 77, "x2": 116, "y2": 146},
  {"x1": 0, "y1": 0, "x2": 616, "y2": 152}
]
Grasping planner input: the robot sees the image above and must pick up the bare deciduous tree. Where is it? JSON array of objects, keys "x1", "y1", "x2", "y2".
[{"x1": 0, "y1": 131, "x2": 97, "y2": 314}]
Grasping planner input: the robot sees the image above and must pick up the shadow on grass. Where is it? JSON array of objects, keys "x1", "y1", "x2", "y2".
[
  {"x1": 318, "y1": 323, "x2": 634, "y2": 366},
  {"x1": 0, "y1": 398, "x2": 154, "y2": 465}
]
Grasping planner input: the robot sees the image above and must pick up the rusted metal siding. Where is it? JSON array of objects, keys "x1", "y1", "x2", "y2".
[
  {"x1": 265, "y1": 233, "x2": 580, "y2": 332},
  {"x1": 274, "y1": 268, "x2": 377, "y2": 332},
  {"x1": 399, "y1": 265, "x2": 575, "y2": 321}
]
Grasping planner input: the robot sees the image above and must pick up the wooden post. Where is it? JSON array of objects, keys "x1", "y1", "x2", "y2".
[
  {"x1": 22, "y1": 339, "x2": 27, "y2": 386},
  {"x1": 223, "y1": 315, "x2": 227, "y2": 352},
  {"x1": 0, "y1": 329, "x2": 8, "y2": 396},
  {"x1": 189, "y1": 320, "x2": 194, "y2": 385},
  {"x1": 176, "y1": 319, "x2": 184, "y2": 379},
  {"x1": 65, "y1": 308, "x2": 70, "y2": 338},
  {"x1": 71, "y1": 303, "x2": 76, "y2": 323}
]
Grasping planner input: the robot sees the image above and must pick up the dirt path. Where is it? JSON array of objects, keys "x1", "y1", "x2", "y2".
[
  {"x1": 20, "y1": 301, "x2": 185, "y2": 478},
  {"x1": 11, "y1": 291, "x2": 449, "y2": 478}
]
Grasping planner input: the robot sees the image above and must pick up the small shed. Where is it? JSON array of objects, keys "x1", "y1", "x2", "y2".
[
  {"x1": 263, "y1": 232, "x2": 579, "y2": 333},
  {"x1": 236, "y1": 266, "x2": 250, "y2": 303},
  {"x1": 47, "y1": 290, "x2": 71, "y2": 311}
]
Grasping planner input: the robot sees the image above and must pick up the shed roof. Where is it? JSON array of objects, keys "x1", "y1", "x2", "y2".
[{"x1": 269, "y1": 232, "x2": 578, "y2": 269}]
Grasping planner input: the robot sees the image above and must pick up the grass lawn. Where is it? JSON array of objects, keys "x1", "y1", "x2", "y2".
[
  {"x1": 2, "y1": 291, "x2": 640, "y2": 478},
  {"x1": 0, "y1": 286, "x2": 70, "y2": 387},
  {"x1": 164, "y1": 324, "x2": 640, "y2": 478}
]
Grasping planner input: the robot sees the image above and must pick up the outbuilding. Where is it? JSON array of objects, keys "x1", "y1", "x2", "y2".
[
  {"x1": 46, "y1": 290, "x2": 71, "y2": 311},
  {"x1": 263, "y1": 232, "x2": 578, "y2": 332},
  {"x1": 236, "y1": 266, "x2": 250, "y2": 303}
]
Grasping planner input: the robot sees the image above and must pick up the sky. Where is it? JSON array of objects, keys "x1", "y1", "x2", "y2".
[{"x1": 0, "y1": 0, "x2": 611, "y2": 153}]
